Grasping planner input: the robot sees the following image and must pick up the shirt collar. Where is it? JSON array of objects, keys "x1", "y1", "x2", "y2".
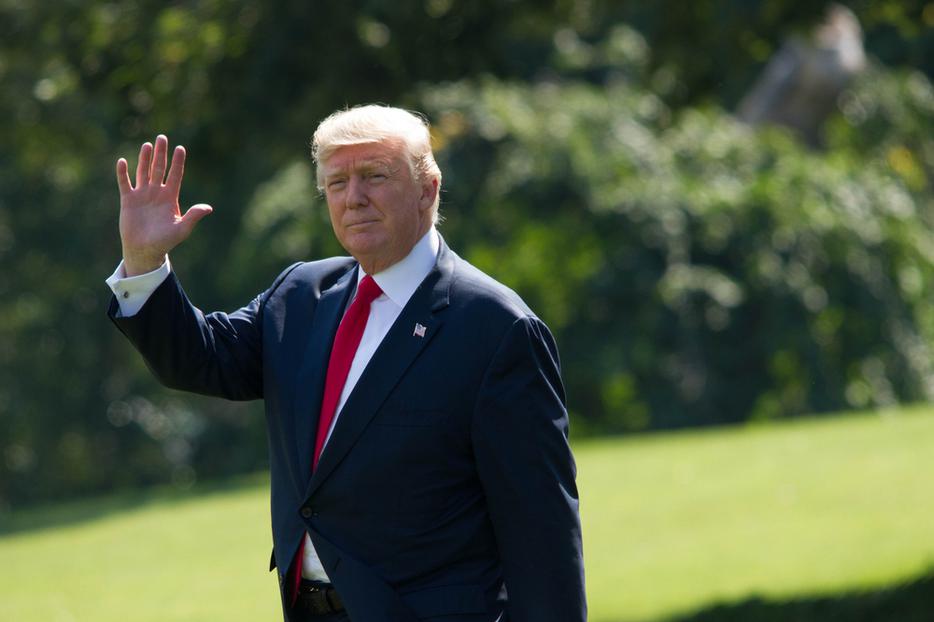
[{"x1": 357, "y1": 228, "x2": 440, "y2": 308}]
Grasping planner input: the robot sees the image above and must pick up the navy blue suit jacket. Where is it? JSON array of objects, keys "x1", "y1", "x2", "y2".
[{"x1": 109, "y1": 239, "x2": 586, "y2": 621}]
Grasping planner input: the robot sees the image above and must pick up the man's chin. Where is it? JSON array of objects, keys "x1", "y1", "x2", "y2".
[{"x1": 341, "y1": 235, "x2": 384, "y2": 264}]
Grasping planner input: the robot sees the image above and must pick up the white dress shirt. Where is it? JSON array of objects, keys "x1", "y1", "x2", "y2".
[
  {"x1": 105, "y1": 256, "x2": 172, "y2": 317},
  {"x1": 106, "y1": 228, "x2": 441, "y2": 581}
]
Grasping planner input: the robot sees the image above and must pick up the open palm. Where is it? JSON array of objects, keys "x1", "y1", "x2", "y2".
[{"x1": 116, "y1": 135, "x2": 212, "y2": 276}]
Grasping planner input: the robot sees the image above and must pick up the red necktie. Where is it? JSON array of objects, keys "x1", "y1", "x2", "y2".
[
  {"x1": 312, "y1": 274, "x2": 384, "y2": 469},
  {"x1": 290, "y1": 274, "x2": 383, "y2": 602}
]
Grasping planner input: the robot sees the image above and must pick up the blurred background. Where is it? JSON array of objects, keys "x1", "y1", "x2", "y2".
[{"x1": 1, "y1": 1, "x2": 933, "y2": 621}]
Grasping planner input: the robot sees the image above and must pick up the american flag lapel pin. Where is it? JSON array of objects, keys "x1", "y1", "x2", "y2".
[{"x1": 413, "y1": 323, "x2": 427, "y2": 338}]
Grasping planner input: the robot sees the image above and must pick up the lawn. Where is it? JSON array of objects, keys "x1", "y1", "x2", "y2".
[
  {"x1": 579, "y1": 406, "x2": 934, "y2": 620},
  {"x1": 2, "y1": 407, "x2": 933, "y2": 621}
]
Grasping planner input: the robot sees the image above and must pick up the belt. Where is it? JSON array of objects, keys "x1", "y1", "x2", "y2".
[{"x1": 294, "y1": 580, "x2": 345, "y2": 617}]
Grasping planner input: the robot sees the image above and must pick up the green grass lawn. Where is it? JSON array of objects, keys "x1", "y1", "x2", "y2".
[
  {"x1": 2, "y1": 407, "x2": 933, "y2": 621},
  {"x1": 579, "y1": 406, "x2": 934, "y2": 621}
]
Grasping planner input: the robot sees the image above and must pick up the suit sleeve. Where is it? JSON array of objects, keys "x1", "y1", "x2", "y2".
[
  {"x1": 108, "y1": 265, "x2": 296, "y2": 401},
  {"x1": 471, "y1": 316, "x2": 587, "y2": 622}
]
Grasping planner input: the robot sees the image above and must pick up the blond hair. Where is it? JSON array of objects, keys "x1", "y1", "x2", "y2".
[{"x1": 312, "y1": 105, "x2": 442, "y2": 222}]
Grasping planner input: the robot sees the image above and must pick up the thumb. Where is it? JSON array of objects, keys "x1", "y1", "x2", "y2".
[{"x1": 180, "y1": 203, "x2": 213, "y2": 233}]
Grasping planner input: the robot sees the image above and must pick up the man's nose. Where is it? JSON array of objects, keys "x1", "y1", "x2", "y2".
[{"x1": 345, "y1": 176, "x2": 368, "y2": 208}]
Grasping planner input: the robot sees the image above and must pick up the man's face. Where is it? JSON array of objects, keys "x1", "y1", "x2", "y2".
[{"x1": 322, "y1": 141, "x2": 436, "y2": 274}]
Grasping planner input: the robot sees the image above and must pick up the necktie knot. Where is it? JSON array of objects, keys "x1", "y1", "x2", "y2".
[{"x1": 356, "y1": 274, "x2": 382, "y2": 306}]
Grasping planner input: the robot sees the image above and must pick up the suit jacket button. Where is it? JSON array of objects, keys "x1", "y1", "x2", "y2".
[{"x1": 300, "y1": 507, "x2": 313, "y2": 519}]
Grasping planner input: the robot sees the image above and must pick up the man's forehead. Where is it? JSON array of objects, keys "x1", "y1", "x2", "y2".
[{"x1": 323, "y1": 142, "x2": 405, "y2": 173}]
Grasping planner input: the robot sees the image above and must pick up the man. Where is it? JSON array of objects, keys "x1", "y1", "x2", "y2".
[{"x1": 107, "y1": 105, "x2": 585, "y2": 621}]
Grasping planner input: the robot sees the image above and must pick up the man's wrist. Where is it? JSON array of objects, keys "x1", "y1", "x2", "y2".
[{"x1": 123, "y1": 252, "x2": 167, "y2": 277}]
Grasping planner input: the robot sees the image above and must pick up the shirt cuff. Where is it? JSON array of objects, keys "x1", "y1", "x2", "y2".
[{"x1": 105, "y1": 257, "x2": 171, "y2": 317}]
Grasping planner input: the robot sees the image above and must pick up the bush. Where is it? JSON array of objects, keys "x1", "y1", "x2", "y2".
[{"x1": 423, "y1": 61, "x2": 934, "y2": 432}]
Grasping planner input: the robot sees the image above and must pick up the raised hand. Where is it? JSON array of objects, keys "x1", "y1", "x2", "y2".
[{"x1": 116, "y1": 135, "x2": 213, "y2": 276}]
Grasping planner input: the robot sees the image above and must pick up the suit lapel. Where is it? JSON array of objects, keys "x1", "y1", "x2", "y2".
[
  {"x1": 305, "y1": 243, "x2": 455, "y2": 500},
  {"x1": 291, "y1": 267, "x2": 356, "y2": 492}
]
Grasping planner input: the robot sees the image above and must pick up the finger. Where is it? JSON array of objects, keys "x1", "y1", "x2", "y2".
[
  {"x1": 179, "y1": 203, "x2": 213, "y2": 234},
  {"x1": 150, "y1": 134, "x2": 168, "y2": 185},
  {"x1": 135, "y1": 142, "x2": 153, "y2": 188},
  {"x1": 165, "y1": 145, "x2": 186, "y2": 196},
  {"x1": 116, "y1": 158, "x2": 132, "y2": 195}
]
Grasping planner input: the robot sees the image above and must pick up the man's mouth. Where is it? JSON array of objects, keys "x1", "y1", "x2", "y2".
[{"x1": 347, "y1": 220, "x2": 379, "y2": 228}]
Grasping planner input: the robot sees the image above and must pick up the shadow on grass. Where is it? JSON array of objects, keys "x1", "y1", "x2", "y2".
[
  {"x1": 0, "y1": 472, "x2": 267, "y2": 537},
  {"x1": 660, "y1": 568, "x2": 934, "y2": 622}
]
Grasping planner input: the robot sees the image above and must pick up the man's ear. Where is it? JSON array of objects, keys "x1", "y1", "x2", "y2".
[{"x1": 419, "y1": 177, "x2": 439, "y2": 212}]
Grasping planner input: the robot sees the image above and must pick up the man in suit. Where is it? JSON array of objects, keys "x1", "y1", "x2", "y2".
[{"x1": 107, "y1": 105, "x2": 585, "y2": 621}]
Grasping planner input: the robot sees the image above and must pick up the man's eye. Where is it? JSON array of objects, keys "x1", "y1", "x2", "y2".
[
  {"x1": 369, "y1": 173, "x2": 387, "y2": 181},
  {"x1": 328, "y1": 180, "x2": 346, "y2": 190}
]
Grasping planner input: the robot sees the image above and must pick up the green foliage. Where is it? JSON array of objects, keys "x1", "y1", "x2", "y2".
[
  {"x1": 423, "y1": 57, "x2": 934, "y2": 431},
  {"x1": 575, "y1": 0, "x2": 934, "y2": 109},
  {"x1": 0, "y1": 0, "x2": 582, "y2": 507},
  {"x1": 1, "y1": 1, "x2": 933, "y2": 506}
]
